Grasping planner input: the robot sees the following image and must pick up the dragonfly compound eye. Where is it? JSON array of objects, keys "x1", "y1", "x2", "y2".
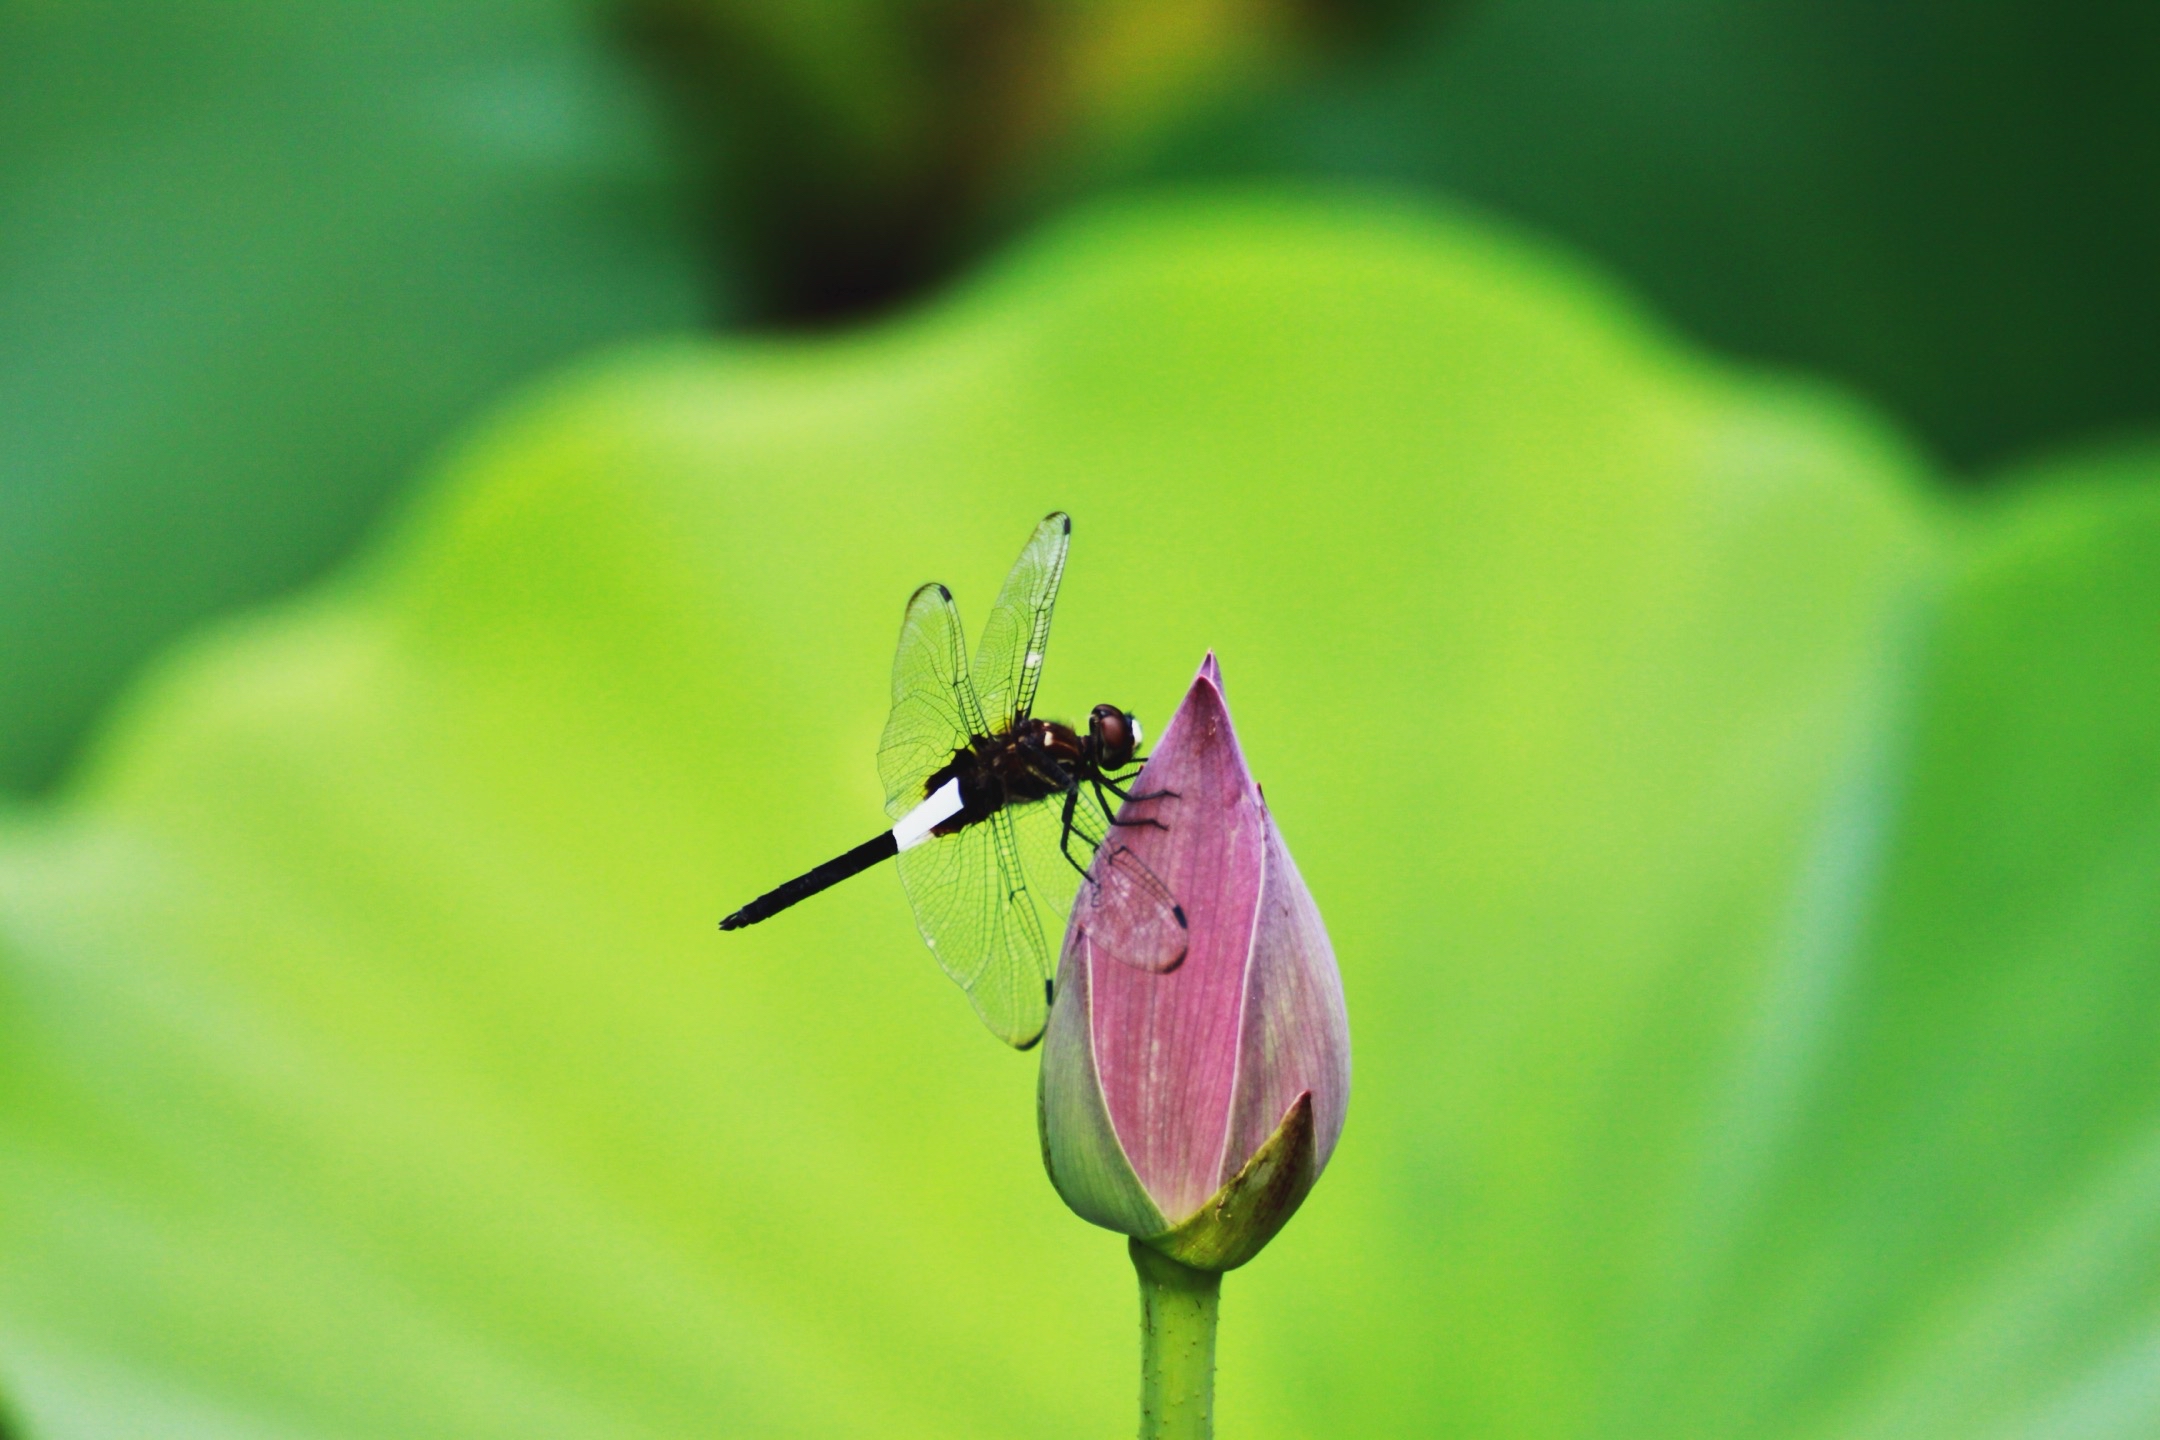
[{"x1": 1090, "y1": 704, "x2": 1137, "y2": 767}]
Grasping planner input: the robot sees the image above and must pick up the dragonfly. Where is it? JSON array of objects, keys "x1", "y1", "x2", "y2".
[{"x1": 720, "y1": 512, "x2": 1188, "y2": 1048}]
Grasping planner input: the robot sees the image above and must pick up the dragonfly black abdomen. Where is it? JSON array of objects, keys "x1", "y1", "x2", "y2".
[{"x1": 719, "y1": 831, "x2": 898, "y2": 930}]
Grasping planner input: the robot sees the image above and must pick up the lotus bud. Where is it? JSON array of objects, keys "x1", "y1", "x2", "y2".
[{"x1": 1040, "y1": 654, "x2": 1350, "y2": 1271}]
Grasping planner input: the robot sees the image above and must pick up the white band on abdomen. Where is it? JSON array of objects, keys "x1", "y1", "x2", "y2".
[{"x1": 893, "y1": 777, "x2": 965, "y2": 852}]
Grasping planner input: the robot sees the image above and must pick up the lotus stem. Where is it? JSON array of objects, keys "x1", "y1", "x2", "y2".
[{"x1": 1131, "y1": 1238, "x2": 1220, "y2": 1440}]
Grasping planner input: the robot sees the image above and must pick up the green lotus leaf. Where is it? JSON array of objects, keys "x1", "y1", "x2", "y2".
[{"x1": 2, "y1": 190, "x2": 2153, "y2": 1437}]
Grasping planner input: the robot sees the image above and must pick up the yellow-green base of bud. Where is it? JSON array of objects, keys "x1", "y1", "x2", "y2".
[{"x1": 1141, "y1": 1091, "x2": 1317, "y2": 1273}]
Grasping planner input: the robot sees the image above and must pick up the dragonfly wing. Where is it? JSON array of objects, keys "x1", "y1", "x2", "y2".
[
  {"x1": 1006, "y1": 783, "x2": 1094, "y2": 927},
  {"x1": 895, "y1": 813, "x2": 1052, "y2": 1049},
  {"x1": 878, "y1": 582, "x2": 986, "y2": 820},
  {"x1": 1051, "y1": 788, "x2": 1189, "y2": 974},
  {"x1": 971, "y1": 512, "x2": 1070, "y2": 730}
]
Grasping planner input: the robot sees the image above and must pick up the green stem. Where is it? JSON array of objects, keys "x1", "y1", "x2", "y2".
[{"x1": 1131, "y1": 1237, "x2": 1221, "y2": 1440}]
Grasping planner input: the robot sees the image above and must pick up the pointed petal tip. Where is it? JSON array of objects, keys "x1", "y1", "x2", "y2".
[
  {"x1": 1144, "y1": 649, "x2": 1258, "y2": 814},
  {"x1": 1175, "y1": 654, "x2": 1228, "y2": 719}
]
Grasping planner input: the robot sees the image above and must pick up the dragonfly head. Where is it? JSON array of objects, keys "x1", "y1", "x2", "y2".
[{"x1": 1088, "y1": 704, "x2": 1142, "y2": 769}]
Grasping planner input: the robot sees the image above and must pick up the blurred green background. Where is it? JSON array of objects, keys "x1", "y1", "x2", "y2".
[{"x1": 5, "y1": 3, "x2": 2160, "y2": 1436}]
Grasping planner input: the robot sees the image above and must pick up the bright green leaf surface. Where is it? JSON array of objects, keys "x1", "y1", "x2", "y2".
[{"x1": 0, "y1": 191, "x2": 2151, "y2": 1436}]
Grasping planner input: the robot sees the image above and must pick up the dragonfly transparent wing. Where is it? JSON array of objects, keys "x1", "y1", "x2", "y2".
[
  {"x1": 971, "y1": 511, "x2": 1069, "y2": 731},
  {"x1": 895, "y1": 812, "x2": 1052, "y2": 1048},
  {"x1": 1009, "y1": 784, "x2": 1188, "y2": 974},
  {"x1": 877, "y1": 579, "x2": 1050, "y2": 1048},
  {"x1": 878, "y1": 583, "x2": 984, "y2": 820}
]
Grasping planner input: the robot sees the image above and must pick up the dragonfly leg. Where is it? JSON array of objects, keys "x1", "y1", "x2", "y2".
[
  {"x1": 1097, "y1": 776, "x2": 1169, "y2": 830},
  {"x1": 1097, "y1": 772, "x2": 1183, "y2": 807},
  {"x1": 1098, "y1": 770, "x2": 1179, "y2": 806},
  {"x1": 1058, "y1": 785, "x2": 1098, "y2": 882}
]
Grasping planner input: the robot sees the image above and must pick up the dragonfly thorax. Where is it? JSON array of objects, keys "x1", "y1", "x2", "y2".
[{"x1": 922, "y1": 708, "x2": 1137, "y2": 839}]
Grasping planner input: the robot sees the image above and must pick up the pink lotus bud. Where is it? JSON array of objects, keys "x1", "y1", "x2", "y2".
[{"x1": 1040, "y1": 655, "x2": 1350, "y2": 1271}]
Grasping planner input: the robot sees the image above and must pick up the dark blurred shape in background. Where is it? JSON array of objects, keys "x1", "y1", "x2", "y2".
[
  {"x1": 3, "y1": 0, "x2": 2155, "y2": 794},
  {"x1": 1160, "y1": 0, "x2": 2160, "y2": 474},
  {"x1": 613, "y1": 0, "x2": 1403, "y2": 323}
]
